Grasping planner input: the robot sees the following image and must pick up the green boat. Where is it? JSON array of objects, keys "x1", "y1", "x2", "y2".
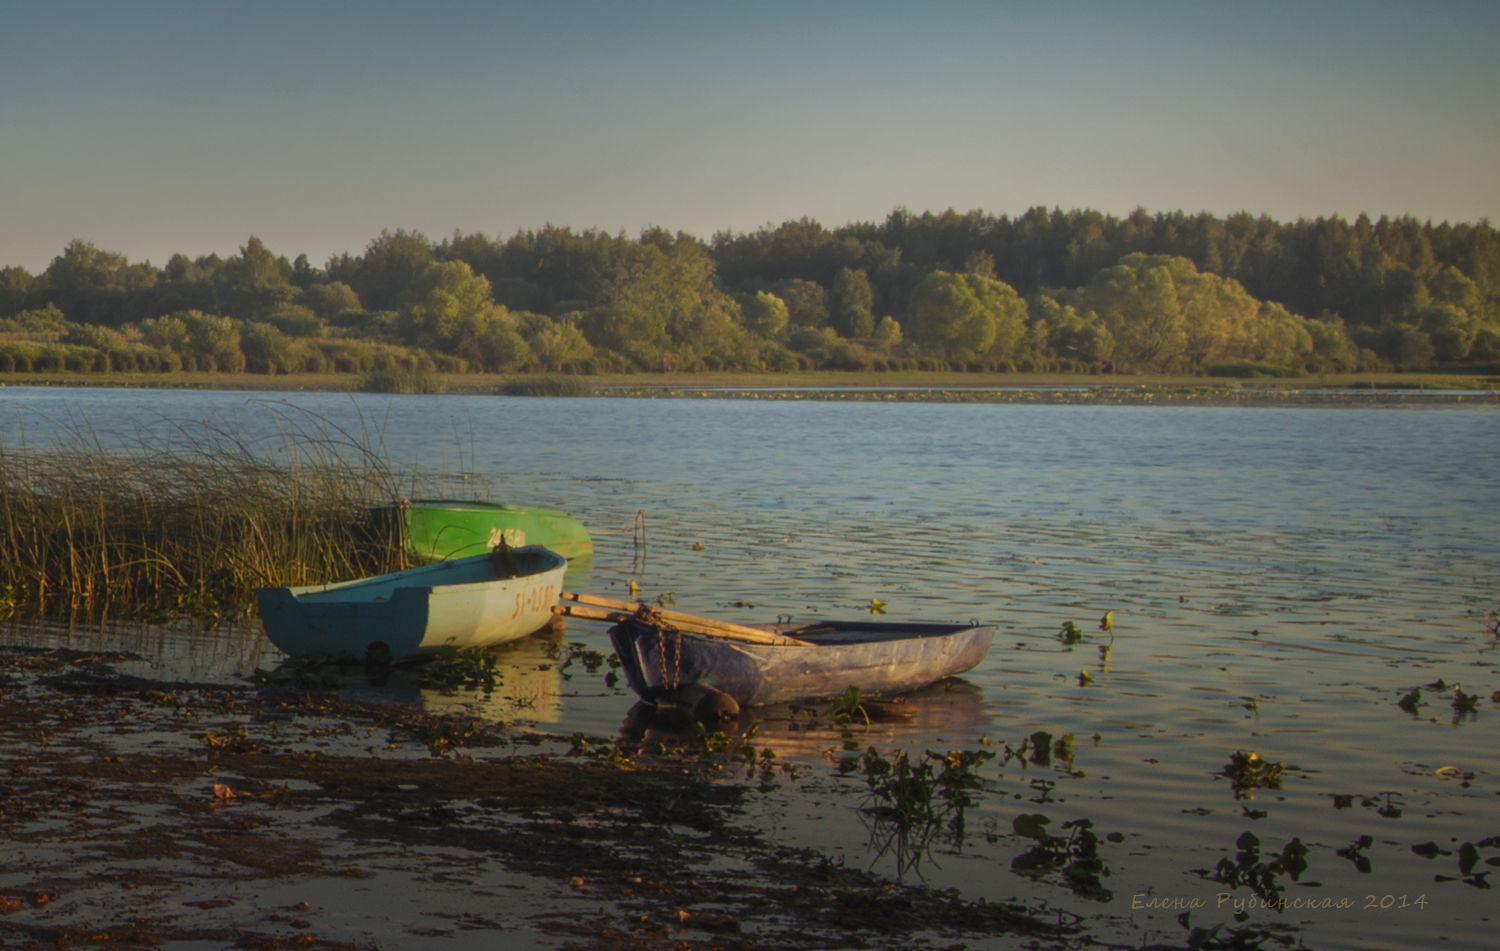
[{"x1": 371, "y1": 500, "x2": 593, "y2": 565}]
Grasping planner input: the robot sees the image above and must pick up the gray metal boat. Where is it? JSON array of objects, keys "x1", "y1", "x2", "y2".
[{"x1": 608, "y1": 617, "x2": 994, "y2": 707}]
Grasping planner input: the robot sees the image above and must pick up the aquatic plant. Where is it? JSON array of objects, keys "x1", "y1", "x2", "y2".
[
  {"x1": 1026, "y1": 730, "x2": 1055, "y2": 766},
  {"x1": 1452, "y1": 688, "x2": 1481, "y2": 715},
  {"x1": 1337, "y1": 834, "x2": 1374, "y2": 874},
  {"x1": 1206, "y1": 831, "x2": 1309, "y2": 906},
  {"x1": 199, "y1": 725, "x2": 269, "y2": 757},
  {"x1": 1428, "y1": 837, "x2": 1500, "y2": 888},
  {"x1": 857, "y1": 745, "x2": 996, "y2": 880},
  {"x1": 0, "y1": 406, "x2": 409, "y2": 621},
  {"x1": 825, "y1": 685, "x2": 870, "y2": 727},
  {"x1": 416, "y1": 646, "x2": 501, "y2": 694},
  {"x1": 544, "y1": 641, "x2": 612, "y2": 680},
  {"x1": 1009, "y1": 813, "x2": 1113, "y2": 901},
  {"x1": 423, "y1": 719, "x2": 477, "y2": 757},
  {"x1": 1222, "y1": 750, "x2": 1286, "y2": 800},
  {"x1": 252, "y1": 651, "x2": 357, "y2": 692},
  {"x1": 858, "y1": 747, "x2": 941, "y2": 879},
  {"x1": 566, "y1": 731, "x2": 630, "y2": 765}
]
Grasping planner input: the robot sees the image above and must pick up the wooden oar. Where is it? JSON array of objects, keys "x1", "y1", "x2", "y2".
[
  {"x1": 563, "y1": 592, "x2": 840, "y2": 643},
  {"x1": 554, "y1": 595, "x2": 813, "y2": 646},
  {"x1": 564, "y1": 592, "x2": 841, "y2": 641},
  {"x1": 562, "y1": 592, "x2": 783, "y2": 639},
  {"x1": 552, "y1": 603, "x2": 812, "y2": 646}
]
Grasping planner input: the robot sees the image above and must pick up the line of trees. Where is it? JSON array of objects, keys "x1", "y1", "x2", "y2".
[{"x1": 2, "y1": 207, "x2": 1496, "y2": 378}]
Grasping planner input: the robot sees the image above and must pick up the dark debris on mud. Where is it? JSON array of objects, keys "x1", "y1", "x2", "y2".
[{"x1": 0, "y1": 646, "x2": 1090, "y2": 951}]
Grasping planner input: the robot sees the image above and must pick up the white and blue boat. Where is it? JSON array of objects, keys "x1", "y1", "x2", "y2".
[{"x1": 256, "y1": 546, "x2": 566, "y2": 659}]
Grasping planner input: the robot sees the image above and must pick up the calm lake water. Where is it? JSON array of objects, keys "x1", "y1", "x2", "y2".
[{"x1": 3, "y1": 386, "x2": 1498, "y2": 950}]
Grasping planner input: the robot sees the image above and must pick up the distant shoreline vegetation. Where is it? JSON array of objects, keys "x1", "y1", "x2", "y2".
[{"x1": 2, "y1": 207, "x2": 1497, "y2": 383}]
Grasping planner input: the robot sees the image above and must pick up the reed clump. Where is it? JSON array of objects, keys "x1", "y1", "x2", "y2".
[
  {"x1": 0, "y1": 415, "x2": 410, "y2": 623},
  {"x1": 357, "y1": 368, "x2": 445, "y2": 394},
  {"x1": 500, "y1": 377, "x2": 593, "y2": 397}
]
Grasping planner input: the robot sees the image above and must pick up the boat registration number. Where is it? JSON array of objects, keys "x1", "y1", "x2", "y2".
[
  {"x1": 512, "y1": 582, "x2": 556, "y2": 618},
  {"x1": 488, "y1": 527, "x2": 526, "y2": 547}
]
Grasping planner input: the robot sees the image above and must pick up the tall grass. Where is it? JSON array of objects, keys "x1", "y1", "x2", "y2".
[
  {"x1": 358, "y1": 368, "x2": 446, "y2": 394},
  {"x1": 0, "y1": 409, "x2": 413, "y2": 623},
  {"x1": 500, "y1": 377, "x2": 593, "y2": 397}
]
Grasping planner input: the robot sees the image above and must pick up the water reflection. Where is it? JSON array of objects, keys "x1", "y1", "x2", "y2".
[
  {"x1": 330, "y1": 635, "x2": 568, "y2": 724},
  {"x1": 1, "y1": 616, "x2": 572, "y2": 725},
  {"x1": 616, "y1": 679, "x2": 990, "y2": 760},
  {"x1": 0, "y1": 616, "x2": 274, "y2": 683}
]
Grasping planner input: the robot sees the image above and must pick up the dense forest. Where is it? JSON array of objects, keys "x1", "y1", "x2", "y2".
[{"x1": 2, "y1": 207, "x2": 1496, "y2": 378}]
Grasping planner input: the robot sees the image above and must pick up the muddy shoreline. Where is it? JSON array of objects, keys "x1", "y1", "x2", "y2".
[
  {"x1": 1, "y1": 646, "x2": 1134, "y2": 951},
  {"x1": 586, "y1": 384, "x2": 1499, "y2": 408},
  {"x1": 1, "y1": 373, "x2": 1496, "y2": 410}
]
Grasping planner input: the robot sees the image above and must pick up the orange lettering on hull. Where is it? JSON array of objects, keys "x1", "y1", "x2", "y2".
[{"x1": 511, "y1": 584, "x2": 557, "y2": 619}]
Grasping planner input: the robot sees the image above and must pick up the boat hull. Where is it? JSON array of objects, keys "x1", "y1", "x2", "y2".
[
  {"x1": 370, "y1": 500, "x2": 593, "y2": 564},
  {"x1": 608, "y1": 619, "x2": 994, "y2": 706},
  {"x1": 256, "y1": 546, "x2": 567, "y2": 659}
]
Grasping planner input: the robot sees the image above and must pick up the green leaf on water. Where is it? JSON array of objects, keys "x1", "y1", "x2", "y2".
[
  {"x1": 1013, "y1": 813, "x2": 1051, "y2": 840},
  {"x1": 825, "y1": 685, "x2": 869, "y2": 726},
  {"x1": 1459, "y1": 842, "x2": 1480, "y2": 876},
  {"x1": 1028, "y1": 731, "x2": 1054, "y2": 766}
]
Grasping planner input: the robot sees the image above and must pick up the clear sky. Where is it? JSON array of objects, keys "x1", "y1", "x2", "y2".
[{"x1": 2, "y1": 0, "x2": 1496, "y2": 272}]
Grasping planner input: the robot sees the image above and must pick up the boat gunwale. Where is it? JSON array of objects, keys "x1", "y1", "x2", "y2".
[
  {"x1": 370, "y1": 499, "x2": 576, "y2": 517},
  {"x1": 764, "y1": 620, "x2": 993, "y2": 641},
  {"x1": 270, "y1": 546, "x2": 566, "y2": 600},
  {"x1": 655, "y1": 620, "x2": 996, "y2": 648}
]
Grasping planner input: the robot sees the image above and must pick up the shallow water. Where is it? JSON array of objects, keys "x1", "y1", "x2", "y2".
[{"x1": 3, "y1": 387, "x2": 1498, "y2": 949}]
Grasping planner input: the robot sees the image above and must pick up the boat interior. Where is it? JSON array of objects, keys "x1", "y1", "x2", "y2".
[
  {"x1": 766, "y1": 621, "x2": 989, "y2": 644},
  {"x1": 290, "y1": 547, "x2": 563, "y2": 602}
]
